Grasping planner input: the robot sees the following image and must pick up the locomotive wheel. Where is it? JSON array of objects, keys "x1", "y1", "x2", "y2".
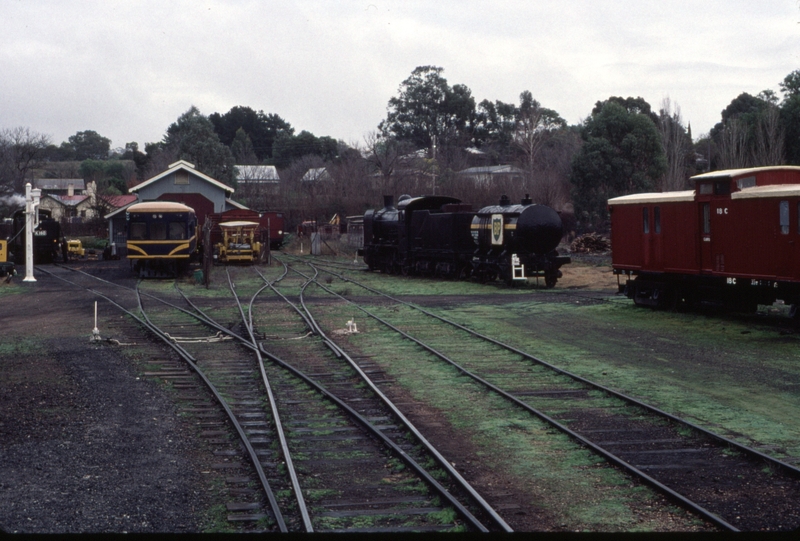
[{"x1": 544, "y1": 273, "x2": 557, "y2": 288}]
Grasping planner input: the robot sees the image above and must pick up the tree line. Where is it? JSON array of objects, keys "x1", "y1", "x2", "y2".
[{"x1": 3, "y1": 65, "x2": 800, "y2": 232}]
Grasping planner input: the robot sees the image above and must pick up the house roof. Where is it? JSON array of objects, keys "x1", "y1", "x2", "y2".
[
  {"x1": 130, "y1": 160, "x2": 234, "y2": 194},
  {"x1": 45, "y1": 194, "x2": 91, "y2": 207},
  {"x1": 236, "y1": 165, "x2": 280, "y2": 181},
  {"x1": 301, "y1": 167, "x2": 330, "y2": 182},
  {"x1": 457, "y1": 165, "x2": 523, "y2": 175},
  {"x1": 34, "y1": 178, "x2": 85, "y2": 191},
  {"x1": 104, "y1": 200, "x2": 140, "y2": 220},
  {"x1": 100, "y1": 194, "x2": 138, "y2": 209}
]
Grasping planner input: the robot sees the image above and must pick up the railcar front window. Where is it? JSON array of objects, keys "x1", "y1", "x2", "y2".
[
  {"x1": 129, "y1": 222, "x2": 146, "y2": 240},
  {"x1": 780, "y1": 200, "x2": 790, "y2": 235},
  {"x1": 169, "y1": 221, "x2": 186, "y2": 240},
  {"x1": 654, "y1": 206, "x2": 661, "y2": 234},
  {"x1": 151, "y1": 222, "x2": 167, "y2": 240},
  {"x1": 643, "y1": 207, "x2": 649, "y2": 234}
]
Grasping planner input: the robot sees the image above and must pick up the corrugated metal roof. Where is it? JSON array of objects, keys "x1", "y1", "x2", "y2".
[
  {"x1": 236, "y1": 165, "x2": 280, "y2": 181},
  {"x1": 34, "y1": 178, "x2": 85, "y2": 190}
]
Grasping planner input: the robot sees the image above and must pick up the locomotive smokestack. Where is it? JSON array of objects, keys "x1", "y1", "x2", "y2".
[
  {"x1": 383, "y1": 195, "x2": 394, "y2": 209},
  {"x1": 499, "y1": 194, "x2": 511, "y2": 207},
  {"x1": 521, "y1": 194, "x2": 532, "y2": 205}
]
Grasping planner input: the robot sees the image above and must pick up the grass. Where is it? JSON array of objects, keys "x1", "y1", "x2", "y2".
[
  {"x1": 0, "y1": 337, "x2": 43, "y2": 356},
  {"x1": 341, "y1": 322, "x2": 690, "y2": 531}
]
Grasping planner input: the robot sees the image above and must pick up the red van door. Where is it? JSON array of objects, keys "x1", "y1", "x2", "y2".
[{"x1": 700, "y1": 203, "x2": 712, "y2": 272}]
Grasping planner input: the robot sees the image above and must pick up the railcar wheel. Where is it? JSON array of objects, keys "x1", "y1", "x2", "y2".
[{"x1": 790, "y1": 304, "x2": 800, "y2": 319}]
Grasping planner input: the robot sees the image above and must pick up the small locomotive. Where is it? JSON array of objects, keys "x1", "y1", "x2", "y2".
[
  {"x1": 361, "y1": 194, "x2": 570, "y2": 286},
  {"x1": 11, "y1": 208, "x2": 67, "y2": 264},
  {"x1": 214, "y1": 221, "x2": 263, "y2": 264}
]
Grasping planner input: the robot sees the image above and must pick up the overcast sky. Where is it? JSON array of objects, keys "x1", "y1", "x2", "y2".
[{"x1": 2, "y1": 0, "x2": 799, "y2": 151}]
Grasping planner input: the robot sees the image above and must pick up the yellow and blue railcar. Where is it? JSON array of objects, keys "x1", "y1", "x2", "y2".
[{"x1": 126, "y1": 201, "x2": 198, "y2": 276}]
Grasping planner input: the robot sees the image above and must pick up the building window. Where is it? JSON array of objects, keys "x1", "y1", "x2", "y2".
[
  {"x1": 780, "y1": 200, "x2": 790, "y2": 235},
  {"x1": 175, "y1": 171, "x2": 189, "y2": 185},
  {"x1": 642, "y1": 207, "x2": 649, "y2": 234},
  {"x1": 654, "y1": 206, "x2": 661, "y2": 234}
]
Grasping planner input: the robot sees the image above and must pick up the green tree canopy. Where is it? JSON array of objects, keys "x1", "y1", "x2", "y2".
[
  {"x1": 271, "y1": 130, "x2": 339, "y2": 169},
  {"x1": 570, "y1": 98, "x2": 666, "y2": 230},
  {"x1": 163, "y1": 106, "x2": 236, "y2": 186},
  {"x1": 67, "y1": 130, "x2": 111, "y2": 161},
  {"x1": 209, "y1": 106, "x2": 294, "y2": 162},
  {"x1": 379, "y1": 66, "x2": 476, "y2": 150}
]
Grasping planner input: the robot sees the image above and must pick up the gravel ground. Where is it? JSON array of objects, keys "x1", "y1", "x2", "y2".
[{"x1": 0, "y1": 268, "x2": 216, "y2": 533}]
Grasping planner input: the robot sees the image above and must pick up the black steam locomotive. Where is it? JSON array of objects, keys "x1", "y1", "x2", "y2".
[
  {"x1": 11, "y1": 208, "x2": 67, "y2": 264},
  {"x1": 361, "y1": 194, "x2": 570, "y2": 286}
]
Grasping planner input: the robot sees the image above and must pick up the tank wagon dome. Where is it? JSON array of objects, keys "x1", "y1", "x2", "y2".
[{"x1": 475, "y1": 195, "x2": 563, "y2": 255}]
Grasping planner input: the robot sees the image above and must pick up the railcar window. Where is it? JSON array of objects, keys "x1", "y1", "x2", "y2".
[
  {"x1": 780, "y1": 200, "x2": 790, "y2": 235},
  {"x1": 714, "y1": 181, "x2": 731, "y2": 195},
  {"x1": 737, "y1": 176, "x2": 756, "y2": 189},
  {"x1": 797, "y1": 202, "x2": 800, "y2": 234},
  {"x1": 151, "y1": 222, "x2": 167, "y2": 240},
  {"x1": 642, "y1": 207, "x2": 649, "y2": 234},
  {"x1": 702, "y1": 203, "x2": 710, "y2": 234},
  {"x1": 168, "y1": 221, "x2": 186, "y2": 240},
  {"x1": 699, "y1": 183, "x2": 713, "y2": 195},
  {"x1": 654, "y1": 206, "x2": 661, "y2": 234},
  {"x1": 129, "y1": 222, "x2": 146, "y2": 240}
]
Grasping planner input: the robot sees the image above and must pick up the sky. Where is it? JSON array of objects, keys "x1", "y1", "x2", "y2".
[{"x1": 2, "y1": 0, "x2": 800, "y2": 151}]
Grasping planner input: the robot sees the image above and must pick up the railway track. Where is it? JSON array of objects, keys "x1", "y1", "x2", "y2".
[
  {"x1": 286, "y1": 259, "x2": 800, "y2": 532},
  {"x1": 38, "y1": 264, "x2": 510, "y2": 533}
]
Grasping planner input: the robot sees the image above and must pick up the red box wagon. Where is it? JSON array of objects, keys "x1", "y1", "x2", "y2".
[{"x1": 609, "y1": 166, "x2": 800, "y2": 314}]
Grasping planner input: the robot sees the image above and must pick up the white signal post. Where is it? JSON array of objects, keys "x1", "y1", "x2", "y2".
[{"x1": 23, "y1": 182, "x2": 42, "y2": 282}]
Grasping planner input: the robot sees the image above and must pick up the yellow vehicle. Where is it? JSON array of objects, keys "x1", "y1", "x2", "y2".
[
  {"x1": 0, "y1": 240, "x2": 15, "y2": 277},
  {"x1": 66, "y1": 239, "x2": 85, "y2": 259},
  {"x1": 215, "y1": 221, "x2": 262, "y2": 264}
]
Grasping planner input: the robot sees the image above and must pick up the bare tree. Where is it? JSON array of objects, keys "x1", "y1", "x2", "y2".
[
  {"x1": 753, "y1": 104, "x2": 784, "y2": 165},
  {"x1": 0, "y1": 127, "x2": 51, "y2": 194},
  {"x1": 717, "y1": 118, "x2": 750, "y2": 169},
  {"x1": 512, "y1": 104, "x2": 563, "y2": 194},
  {"x1": 658, "y1": 97, "x2": 690, "y2": 191}
]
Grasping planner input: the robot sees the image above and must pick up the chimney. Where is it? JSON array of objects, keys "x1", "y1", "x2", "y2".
[{"x1": 383, "y1": 195, "x2": 394, "y2": 208}]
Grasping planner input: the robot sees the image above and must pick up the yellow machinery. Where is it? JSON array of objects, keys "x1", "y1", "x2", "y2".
[
  {"x1": 0, "y1": 240, "x2": 15, "y2": 277},
  {"x1": 66, "y1": 239, "x2": 85, "y2": 259},
  {"x1": 215, "y1": 221, "x2": 262, "y2": 264}
]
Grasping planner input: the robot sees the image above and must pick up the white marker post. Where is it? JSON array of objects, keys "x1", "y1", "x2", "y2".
[
  {"x1": 92, "y1": 301, "x2": 101, "y2": 342},
  {"x1": 23, "y1": 183, "x2": 41, "y2": 282}
]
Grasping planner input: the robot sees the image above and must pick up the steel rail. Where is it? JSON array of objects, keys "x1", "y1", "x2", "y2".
[
  {"x1": 196, "y1": 266, "x2": 501, "y2": 531},
  {"x1": 279, "y1": 262, "x2": 512, "y2": 532},
  {"x1": 290, "y1": 262, "x2": 740, "y2": 531},
  {"x1": 316, "y1": 263, "x2": 800, "y2": 479},
  {"x1": 37, "y1": 265, "x2": 289, "y2": 532},
  {"x1": 224, "y1": 268, "x2": 313, "y2": 532}
]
